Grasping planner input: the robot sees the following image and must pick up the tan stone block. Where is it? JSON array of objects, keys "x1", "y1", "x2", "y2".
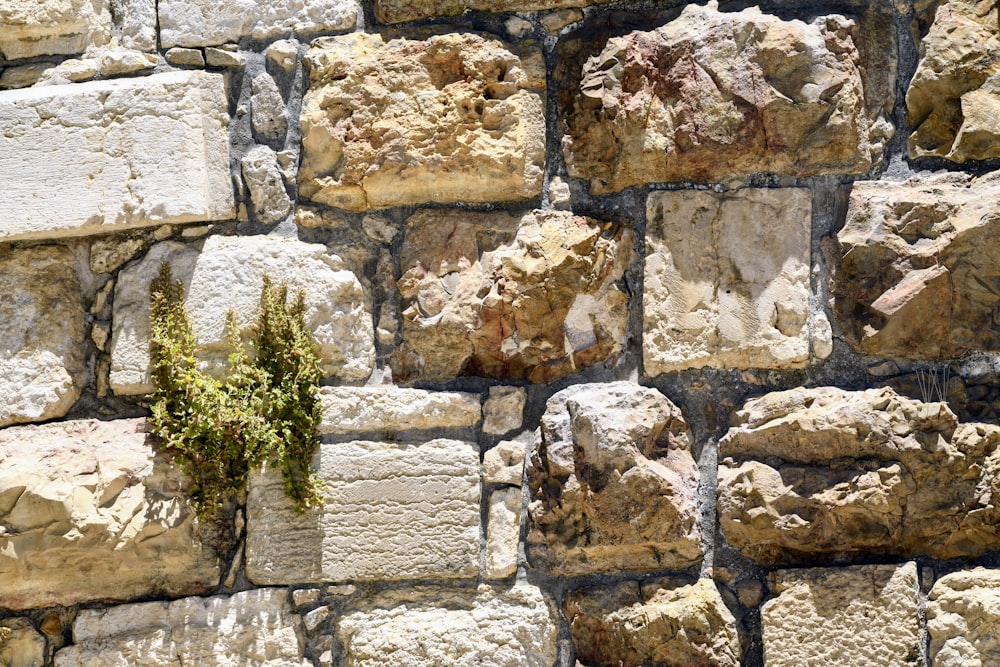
[
  {"x1": 483, "y1": 436, "x2": 528, "y2": 486},
  {"x1": 485, "y1": 487, "x2": 522, "y2": 579},
  {"x1": 0, "y1": 0, "x2": 111, "y2": 60},
  {"x1": 928, "y1": 568, "x2": 1000, "y2": 667},
  {"x1": 318, "y1": 386, "x2": 481, "y2": 436},
  {"x1": 483, "y1": 385, "x2": 527, "y2": 435}
]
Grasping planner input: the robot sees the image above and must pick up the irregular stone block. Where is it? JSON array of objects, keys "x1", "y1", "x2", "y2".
[
  {"x1": 483, "y1": 436, "x2": 528, "y2": 486},
  {"x1": 53, "y1": 589, "x2": 310, "y2": 666},
  {"x1": 0, "y1": 72, "x2": 233, "y2": 242},
  {"x1": 0, "y1": 618, "x2": 45, "y2": 667},
  {"x1": 110, "y1": 235, "x2": 374, "y2": 395},
  {"x1": 564, "y1": 579, "x2": 741, "y2": 667},
  {"x1": 526, "y1": 382, "x2": 701, "y2": 576},
  {"x1": 644, "y1": 188, "x2": 816, "y2": 374},
  {"x1": 483, "y1": 385, "x2": 527, "y2": 435},
  {"x1": 299, "y1": 32, "x2": 545, "y2": 210},
  {"x1": 250, "y1": 73, "x2": 287, "y2": 143},
  {"x1": 317, "y1": 386, "x2": 481, "y2": 436},
  {"x1": 336, "y1": 583, "x2": 557, "y2": 667},
  {"x1": 111, "y1": 0, "x2": 157, "y2": 51},
  {"x1": 393, "y1": 209, "x2": 631, "y2": 383},
  {"x1": 375, "y1": 0, "x2": 608, "y2": 24},
  {"x1": 0, "y1": 0, "x2": 110, "y2": 60},
  {"x1": 241, "y1": 146, "x2": 292, "y2": 225},
  {"x1": 561, "y1": 2, "x2": 894, "y2": 193},
  {"x1": 928, "y1": 568, "x2": 1000, "y2": 667},
  {"x1": 762, "y1": 563, "x2": 921, "y2": 667},
  {"x1": 158, "y1": 0, "x2": 358, "y2": 48},
  {"x1": 245, "y1": 439, "x2": 480, "y2": 584},
  {"x1": 0, "y1": 419, "x2": 222, "y2": 610},
  {"x1": 718, "y1": 386, "x2": 1000, "y2": 565},
  {"x1": 485, "y1": 487, "x2": 522, "y2": 579},
  {"x1": 0, "y1": 246, "x2": 85, "y2": 428},
  {"x1": 834, "y1": 172, "x2": 1000, "y2": 359}
]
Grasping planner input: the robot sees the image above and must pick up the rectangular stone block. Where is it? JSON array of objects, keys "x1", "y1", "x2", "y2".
[
  {"x1": 0, "y1": 71, "x2": 233, "y2": 242},
  {"x1": 0, "y1": 0, "x2": 110, "y2": 60},
  {"x1": 246, "y1": 439, "x2": 480, "y2": 584},
  {"x1": 318, "y1": 386, "x2": 481, "y2": 436}
]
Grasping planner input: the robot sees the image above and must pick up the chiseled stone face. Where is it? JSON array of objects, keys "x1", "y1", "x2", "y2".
[
  {"x1": 374, "y1": 0, "x2": 606, "y2": 24},
  {"x1": 561, "y1": 2, "x2": 894, "y2": 193},
  {"x1": 245, "y1": 439, "x2": 480, "y2": 584},
  {"x1": 762, "y1": 563, "x2": 921, "y2": 667},
  {"x1": 0, "y1": 0, "x2": 110, "y2": 60},
  {"x1": 317, "y1": 386, "x2": 481, "y2": 437},
  {"x1": 834, "y1": 172, "x2": 1000, "y2": 359},
  {"x1": 298, "y1": 32, "x2": 545, "y2": 210},
  {"x1": 718, "y1": 386, "x2": 1000, "y2": 565},
  {"x1": 644, "y1": 188, "x2": 818, "y2": 375},
  {"x1": 928, "y1": 568, "x2": 1000, "y2": 667}
]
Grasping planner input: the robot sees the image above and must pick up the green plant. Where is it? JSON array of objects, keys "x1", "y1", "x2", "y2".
[{"x1": 148, "y1": 262, "x2": 323, "y2": 516}]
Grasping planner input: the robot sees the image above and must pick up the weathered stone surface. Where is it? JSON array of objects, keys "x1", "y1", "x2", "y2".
[
  {"x1": 485, "y1": 487, "x2": 522, "y2": 579},
  {"x1": 483, "y1": 386, "x2": 527, "y2": 435},
  {"x1": 337, "y1": 583, "x2": 557, "y2": 667},
  {"x1": 241, "y1": 146, "x2": 292, "y2": 224},
  {"x1": 165, "y1": 47, "x2": 205, "y2": 67},
  {"x1": 0, "y1": 0, "x2": 110, "y2": 60},
  {"x1": 111, "y1": 0, "x2": 157, "y2": 51},
  {"x1": 110, "y1": 235, "x2": 374, "y2": 395},
  {"x1": 762, "y1": 563, "x2": 921, "y2": 667},
  {"x1": 928, "y1": 568, "x2": 1000, "y2": 667},
  {"x1": 834, "y1": 172, "x2": 1000, "y2": 359},
  {"x1": 0, "y1": 618, "x2": 45, "y2": 667},
  {"x1": 266, "y1": 40, "x2": 298, "y2": 72},
  {"x1": 644, "y1": 188, "x2": 817, "y2": 374},
  {"x1": 246, "y1": 439, "x2": 480, "y2": 584},
  {"x1": 907, "y1": 0, "x2": 1000, "y2": 161},
  {"x1": 54, "y1": 589, "x2": 310, "y2": 666},
  {"x1": 0, "y1": 246, "x2": 85, "y2": 428},
  {"x1": 0, "y1": 72, "x2": 233, "y2": 242},
  {"x1": 526, "y1": 382, "x2": 701, "y2": 576},
  {"x1": 375, "y1": 0, "x2": 607, "y2": 23},
  {"x1": 484, "y1": 436, "x2": 528, "y2": 486},
  {"x1": 0, "y1": 418, "x2": 222, "y2": 610},
  {"x1": 565, "y1": 578, "x2": 741, "y2": 667},
  {"x1": 393, "y1": 209, "x2": 631, "y2": 383},
  {"x1": 718, "y1": 386, "x2": 1000, "y2": 565},
  {"x1": 561, "y1": 2, "x2": 894, "y2": 193},
  {"x1": 250, "y1": 73, "x2": 287, "y2": 143},
  {"x1": 299, "y1": 32, "x2": 545, "y2": 210},
  {"x1": 317, "y1": 386, "x2": 481, "y2": 436},
  {"x1": 99, "y1": 47, "x2": 157, "y2": 76},
  {"x1": 158, "y1": 0, "x2": 358, "y2": 48}
]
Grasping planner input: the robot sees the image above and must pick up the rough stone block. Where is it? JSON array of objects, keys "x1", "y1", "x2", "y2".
[
  {"x1": 0, "y1": 618, "x2": 45, "y2": 667},
  {"x1": 317, "y1": 386, "x2": 481, "y2": 436},
  {"x1": 0, "y1": 0, "x2": 111, "y2": 60},
  {"x1": 928, "y1": 568, "x2": 1000, "y2": 667},
  {"x1": 245, "y1": 439, "x2": 480, "y2": 584},
  {"x1": 485, "y1": 487, "x2": 522, "y2": 579},
  {"x1": 0, "y1": 72, "x2": 233, "y2": 242},
  {"x1": 374, "y1": 0, "x2": 610, "y2": 23},
  {"x1": 483, "y1": 385, "x2": 527, "y2": 435},
  {"x1": 483, "y1": 436, "x2": 528, "y2": 486}
]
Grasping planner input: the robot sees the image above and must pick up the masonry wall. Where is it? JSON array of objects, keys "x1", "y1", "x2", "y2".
[{"x1": 2, "y1": 0, "x2": 1000, "y2": 665}]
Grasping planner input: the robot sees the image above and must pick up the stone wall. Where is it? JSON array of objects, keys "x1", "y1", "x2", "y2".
[{"x1": 2, "y1": 0, "x2": 1000, "y2": 665}]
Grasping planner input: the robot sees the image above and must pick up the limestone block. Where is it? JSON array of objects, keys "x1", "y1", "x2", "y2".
[
  {"x1": 928, "y1": 568, "x2": 1000, "y2": 667},
  {"x1": 317, "y1": 386, "x2": 481, "y2": 436},
  {"x1": 0, "y1": 246, "x2": 85, "y2": 428},
  {"x1": 644, "y1": 189, "x2": 815, "y2": 374},
  {"x1": 0, "y1": 419, "x2": 222, "y2": 610},
  {"x1": 762, "y1": 563, "x2": 921, "y2": 667},
  {"x1": 158, "y1": 0, "x2": 358, "y2": 48},
  {"x1": 0, "y1": 618, "x2": 45, "y2": 667},
  {"x1": 111, "y1": 0, "x2": 157, "y2": 51},
  {"x1": 375, "y1": 0, "x2": 609, "y2": 23},
  {"x1": 0, "y1": 0, "x2": 111, "y2": 60},
  {"x1": 110, "y1": 235, "x2": 375, "y2": 395},
  {"x1": 299, "y1": 32, "x2": 545, "y2": 210},
  {"x1": 0, "y1": 72, "x2": 233, "y2": 242},
  {"x1": 394, "y1": 209, "x2": 631, "y2": 383},
  {"x1": 561, "y1": 2, "x2": 894, "y2": 193},
  {"x1": 245, "y1": 439, "x2": 480, "y2": 584},
  {"x1": 250, "y1": 73, "x2": 287, "y2": 143},
  {"x1": 834, "y1": 172, "x2": 1000, "y2": 359},
  {"x1": 526, "y1": 382, "x2": 701, "y2": 576},
  {"x1": 483, "y1": 386, "x2": 527, "y2": 435},
  {"x1": 718, "y1": 386, "x2": 1000, "y2": 565},
  {"x1": 485, "y1": 487, "x2": 522, "y2": 579},
  {"x1": 907, "y1": 0, "x2": 1000, "y2": 161},
  {"x1": 564, "y1": 579, "x2": 741, "y2": 667},
  {"x1": 483, "y1": 437, "x2": 528, "y2": 485},
  {"x1": 241, "y1": 146, "x2": 292, "y2": 224},
  {"x1": 336, "y1": 583, "x2": 557, "y2": 667},
  {"x1": 54, "y1": 589, "x2": 310, "y2": 666}
]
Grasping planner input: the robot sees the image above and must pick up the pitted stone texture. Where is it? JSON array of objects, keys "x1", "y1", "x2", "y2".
[
  {"x1": 561, "y1": 2, "x2": 894, "y2": 193},
  {"x1": 111, "y1": 0, "x2": 157, "y2": 51},
  {"x1": 644, "y1": 188, "x2": 815, "y2": 374},
  {"x1": 762, "y1": 563, "x2": 921, "y2": 667},
  {"x1": 484, "y1": 437, "x2": 528, "y2": 486},
  {"x1": 54, "y1": 589, "x2": 310, "y2": 667},
  {"x1": 246, "y1": 439, "x2": 480, "y2": 584},
  {"x1": 0, "y1": 618, "x2": 45, "y2": 667},
  {"x1": 485, "y1": 487, "x2": 522, "y2": 579},
  {"x1": 299, "y1": 32, "x2": 544, "y2": 210},
  {"x1": 526, "y1": 382, "x2": 701, "y2": 576},
  {"x1": 110, "y1": 235, "x2": 374, "y2": 395},
  {"x1": 375, "y1": 0, "x2": 610, "y2": 23},
  {"x1": 0, "y1": 419, "x2": 221, "y2": 610},
  {"x1": 317, "y1": 386, "x2": 481, "y2": 436},
  {"x1": 0, "y1": 0, "x2": 110, "y2": 60},
  {"x1": 0, "y1": 246, "x2": 85, "y2": 428},
  {"x1": 834, "y1": 172, "x2": 1000, "y2": 359},
  {"x1": 158, "y1": 0, "x2": 357, "y2": 48},
  {"x1": 337, "y1": 583, "x2": 557, "y2": 667},
  {"x1": 928, "y1": 568, "x2": 1000, "y2": 667},
  {"x1": 718, "y1": 386, "x2": 1000, "y2": 565},
  {"x1": 907, "y1": 0, "x2": 1000, "y2": 161},
  {"x1": 483, "y1": 385, "x2": 527, "y2": 435},
  {"x1": 565, "y1": 578, "x2": 741, "y2": 667},
  {"x1": 241, "y1": 146, "x2": 292, "y2": 225},
  {"x1": 0, "y1": 72, "x2": 233, "y2": 242},
  {"x1": 394, "y1": 209, "x2": 630, "y2": 383}
]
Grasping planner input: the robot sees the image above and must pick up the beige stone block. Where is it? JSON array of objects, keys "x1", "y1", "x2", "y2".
[
  {"x1": 483, "y1": 436, "x2": 528, "y2": 486},
  {"x1": 0, "y1": 618, "x2": 45, "y2": 667},
  {"x1": 483, "y1": 386, "x2": 527, "y2": 435},
  {"x1": 485, "y1": 487, "x2": 522, "y2": 579},
  {"x1": 376, "y1": 0, "x2": 608, "y2": 23},
  {"x1": 0, "y1": 0, "x2": 111, "y2": 60},
  {"x1": 317, "y1": 386, "x2": 481, "y2": 436},
  {"x1": 928, "y1": 568, "x2": 1000, "y2": 667}
]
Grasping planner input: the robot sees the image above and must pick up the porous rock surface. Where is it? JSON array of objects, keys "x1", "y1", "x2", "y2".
[
  {"x1": 927, "y1": 568, "x2": 1000, "y2": 667},
  {"x1": 0, "y1": 618, "x2": 46, "y2": 667},
  {"x1": 374, "y1": 0, "x2": 609, "y2": 23},
  {"x1": 317, "y1": 386, "x2": 481, "y2": 436},
  {"x1": 718, "y1": 386, "x2": 1000, "y2": 564},
  {"x1": 526, "y1": 382, "x2": 701, "y2": 576},
  {"x1": 393, "y1": 209, "x2": 631, "y2": 383},
  {"x1": 298, "y1": 32, "x2": 545, "y2": 210},
  {"x1": 0, "y1": 0, "x2": 111, "y2": 60}
]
